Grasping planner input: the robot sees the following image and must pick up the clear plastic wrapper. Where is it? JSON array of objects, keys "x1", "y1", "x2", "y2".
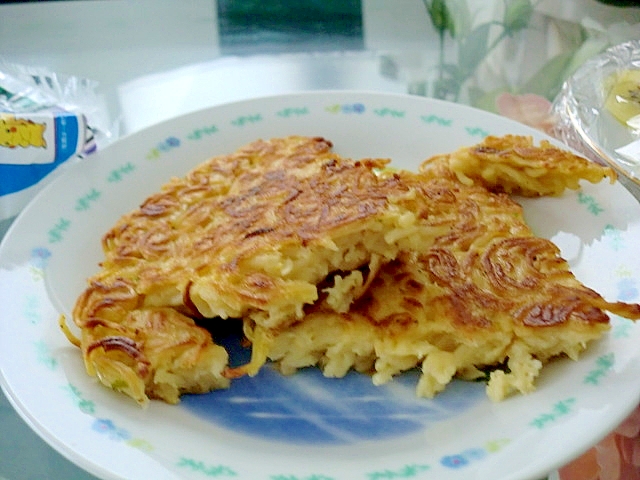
[
  {"x1": 552, "y1": 39, "x2": 640, "y2": 201},
  {"x1": 0, "y1": 61, "x2": 113, "y2": 237}
]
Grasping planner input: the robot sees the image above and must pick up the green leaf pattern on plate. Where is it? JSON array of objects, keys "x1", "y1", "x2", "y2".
[
  {"x1": 613, "y1": 319, "x2": 633, "y2": 339},
  {"x1": 577, "y1": 191, "x2": 604, "y2": 216},
  {"x1": 602, "y1": 224, "x2": 625, "y2": 251},
  {"x1": 529, "y1": 398, "x2": 577, "y2": 429},
  {"x1": 176, "y1": 458, "x2": 237, "y2": 477},
  {"x1": 107, "y1": 162, "x2": 136, "y2": 183},
  {"x1": 74, "y1": 188, "x2": 102, "y2": 212},
  {"x1": 277, "y1": 107, "x2": 310, "y2": 118},
  {"x1": 583, "y1": 353, "x2": 615, "y2": 386},
  {"x1": 420, "y1": 114, "x2": 452, "y2": 127},
  {"x1": 63, "y1": 383, "x2": 96, "y2": 415},
  {"x1": 464, "y1": 126, "x2": 489, "y2": 138},
  {"x1": 188, "y1": 124, "x2": 219, "y2": 141},
  {"x1": 23, "y1": 294, "x2": 41, "y2": 325},
  {"x1": 231, "y1": 114, "x2": 263, "y2": 127},
  {"x1": 270, "y1": 475, "x2": 334, "y2": 480},
  {"x1": 367, "y1": 464, "x2": 430, "y2": 479},
  {"x1": 47, "y1": 217, "x2": 71, "y2": 244},
  {"x1": 34, "y1": 340, "x2": 57, "y2": 370},
  {"x1": 373, "y1": 108, "x2": 405, "y2": 118}
]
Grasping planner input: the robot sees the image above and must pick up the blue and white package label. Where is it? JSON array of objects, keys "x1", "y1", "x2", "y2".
[{"x1": 0, "y1": 110, "x2": 95, "y2": 223}]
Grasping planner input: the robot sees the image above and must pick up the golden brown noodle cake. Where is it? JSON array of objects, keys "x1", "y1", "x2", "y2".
[
  {"x1": 70, "y1": 136, "x2": 446, "y2": 404},
  {"x1": 99, "y1": 136, "x2": 444, "y2": 329},
  {"x1": 420, "y1": 134, "x2": 616, "y2": 196},
  {"x1": 66, "y1": 134, "x2": 640, "y2": 405},
  {"x1": 67, "y1": 279, "x2": 229, "y2": 405},
  {"x1": 243, "y1": 137, "x2": 639, "y2": 401},
  {"x1": 252, "y1": 175, "x2": 640, "y2": 401}
]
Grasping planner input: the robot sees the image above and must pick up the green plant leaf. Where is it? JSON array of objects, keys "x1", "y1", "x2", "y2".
[
  {"x1": 503, "y1": 0, "x2": 534, "y2": 35},
  {"x1": 425, "y1": 0, "x2": 453, "y2": 35},
  {"x1": 562, "y1": 36, "x2": 609, "y2": 80},
  {"x1": 458, "y1": 22, "x2": 492, "y2": 77},
  {"x1": 520, "y1": 51, "x2": 575, "y2": 100},
  {"x1": 446, "y1": 0, "x2": 472, "y2": 38}
]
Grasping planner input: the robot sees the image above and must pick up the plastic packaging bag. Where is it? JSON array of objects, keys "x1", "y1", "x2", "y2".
[
  {"x1": 551, "y1": 39, "x2": 640, "y2": 202},
  {"x1": 0, "y1": 60, "x2": 114, "y2": 237}
]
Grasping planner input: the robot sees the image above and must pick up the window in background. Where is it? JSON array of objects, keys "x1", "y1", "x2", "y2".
[{"x1": 217, "y1": 0, "x2": 363, "y2": 55}]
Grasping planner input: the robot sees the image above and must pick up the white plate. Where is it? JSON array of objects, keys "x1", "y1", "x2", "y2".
[{"x1": 1, "y1": 91, "x2": 640, "y2": 480}]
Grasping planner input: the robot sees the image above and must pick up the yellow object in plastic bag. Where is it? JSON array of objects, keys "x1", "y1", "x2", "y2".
[{"x1": 604, "y1": 70, "x2": 640, "y2": 129}]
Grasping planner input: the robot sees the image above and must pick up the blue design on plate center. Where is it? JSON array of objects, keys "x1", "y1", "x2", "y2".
[{"x1": 182, "y1": 326, "x2": 484, "y2": 445}]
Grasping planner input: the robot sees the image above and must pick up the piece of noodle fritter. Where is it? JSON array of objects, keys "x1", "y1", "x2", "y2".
[
  {"x1": 243, "y1": 137, "x2": 640, "y2": 401},
  {"x1": 420, "y1": 134, "x2": 616, "y2": 197},
  {"x1": 69, "y1": 136, "x2": 446, "y2": 404},
  {"x1": 66, "y1": 279, "x2": 229, "y2": 405},
  {"x1": 98, "y1": 135, "x2": 443, "y2": 329},
  {"x1": 66, "y1": 134, "x2": 640, "y2": 405}
]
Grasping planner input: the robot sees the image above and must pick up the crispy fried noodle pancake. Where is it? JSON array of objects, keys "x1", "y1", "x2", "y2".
[{"x1": 61, "y1": 134, "x2": 640, "y2": 405}]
